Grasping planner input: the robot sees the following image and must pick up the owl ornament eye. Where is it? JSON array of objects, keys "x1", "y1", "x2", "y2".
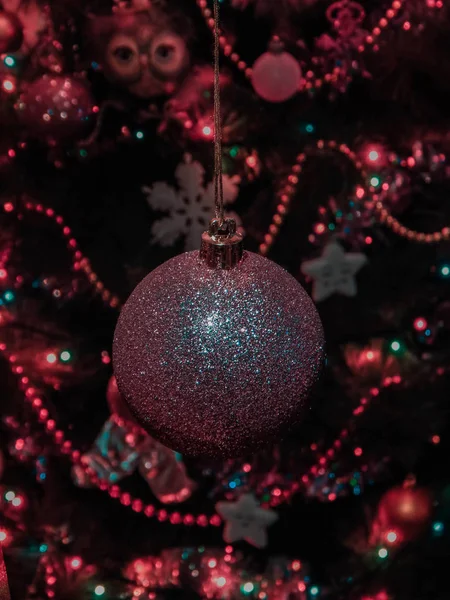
[
  {"x1": 106, "y1": 34, "x2": 141, "y2": 82},
  {"x1": 149, "y1": 31, "x2": 188, "y2": 78}
]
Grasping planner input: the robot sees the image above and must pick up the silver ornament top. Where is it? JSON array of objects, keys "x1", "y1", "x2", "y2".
[{"x1": 200, "y1": 217, "x2": 244, "y2": 270}]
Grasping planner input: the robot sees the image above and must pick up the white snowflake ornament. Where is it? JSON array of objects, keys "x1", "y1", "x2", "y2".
[
  {"x1": 215, "y1": 493, "x2": 278, "y2": 548},
  {"x1": 301, "y1": 240, "x2": 367, "y2": 302},
  {"x1": 142, "y1": 154, "x2": 241, "y2": 251}
]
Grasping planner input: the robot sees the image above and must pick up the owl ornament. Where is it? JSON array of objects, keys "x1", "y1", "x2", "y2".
[{"x1": 87, "y1": 0, "x2": 190, "y2": 98}]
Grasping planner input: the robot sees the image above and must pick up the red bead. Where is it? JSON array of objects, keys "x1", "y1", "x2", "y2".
[
  {"x1": 120, "y1": 493, "x2": 131, "y2": 506},
  {"x1": 209, "y1": 514, "x2": 222, "y2": 526},
  {"x1": 196, "y1": 514, "x2": 208, "y2": 527},
  {"x1": 183, "y1": 514, "x2": 195, "y2": 526}
]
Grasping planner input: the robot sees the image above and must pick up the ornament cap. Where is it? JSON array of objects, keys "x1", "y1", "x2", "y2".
[
  {"x1": 200, "y1": 218, "x2": 244, "y2": 270},
  {"x1": 268, "y1": 36, "x2": 285, "y2": 54}
]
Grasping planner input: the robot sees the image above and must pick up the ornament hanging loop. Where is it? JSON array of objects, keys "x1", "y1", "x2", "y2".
[
  {"x1": 209, "y1": 217, "x2": 237, "y2": 237},
  {"x1": 200, "y1": 218, "x2": 243, "y2": 270}
]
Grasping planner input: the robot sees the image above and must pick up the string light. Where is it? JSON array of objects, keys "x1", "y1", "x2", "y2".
[
  {"x1": 369, "y1": 175, "x2": 381, "y2": 188},
  {"x1": 202, "y1": 125, "x2": 213, "y2": 138},
  {"x1": 215, "y1": 576, "x2": 227, "y2": 588},
  {"x1": 386, "y1": 531, "x2": 397, "y2": 543},
  {"x1": 378, "y1": 548, "x2": 388, "y2": 559},
  {"x1": 59, "y1": 350, "x2": 72, "y2": 363},
  {"x1": 46, "y1": 353, "x2": 58, "y2": 364},
  {"x1": 70, "y1": 556, "x2": 83, "y2": 570},
  {"x1": 3, "y1": 290, "x2": 14, "y2": 303},
  {"x1": 0, "y1": 529, "x2": 9, "y2": 544},
  {"x1": 413, "y1": 317, "x2": 427, "y2": 332},
  {"x1": 2, "y1": 78, "x2": 15, "y2": 93},
  {"x1": 432, "y1": 521, "x2": 444, "y2": 535},
  {"x1": 94, "y1": 585, "x2": 106, "y2": 596},
  {"x1": 242, "y1": 581, "x2": 255, "y2": 594},
  {"x1": 389, "y1": 340, "x2": 402, "y2": 354}
]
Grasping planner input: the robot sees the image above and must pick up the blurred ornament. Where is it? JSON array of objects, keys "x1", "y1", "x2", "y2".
[
  {"x1": 113, "y1": 240, "x2": 324, "y2": 458},
  {"x1": 252, "y1": 38, "x2": 301, "y2": 103},
  {"x1": 2, "y1": 0, "x2": 46, "y2": 54},
  {"x1": 326, "y1": 0, "x2": 365, "y2": 39},
  {"x1": 360, "y1": 143, "x2": 387, "y2": 169},
  {"x1": 216, "y1": 493, "x2": 278, "y2": 548},
  {"x1": 72, "y1": 416, "x2": 146, "y2": 486},
  {"x1": 138, "y1": 441, "x2": 195, "y2": 504},
  {"x1": 376, "y1": 478, "x2": 433, "y2": 540},
  {"x1": 301, "y1": 240, "x2": 367, "y2": 302},
  {"x1": 15, "y1": 75, "x2": 94, "y2": 143},
  {"x1": 143, "y1": 154, "x2": 242, "y2": 251},
  {"x1": 88, "y1": 6, "x2": 189, "y2": 98},
  {"x1": 0, "y1": 11, "x2": 23, "y2": 54},
  {"x1": 315, "y1": 0, "x2": 368, "y2": 93}
]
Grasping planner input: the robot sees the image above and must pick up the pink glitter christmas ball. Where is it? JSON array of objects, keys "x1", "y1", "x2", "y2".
[
  {"x1": 252, "y1": 49, "x2": 301, "y2": 103},
  {"x1": 113, "y1": 251, "x2": 324, "y2": 458}
]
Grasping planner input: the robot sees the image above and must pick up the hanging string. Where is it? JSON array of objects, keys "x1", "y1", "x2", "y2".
[{"x1": 213, "y1": 0, "x2": 224, "y2": 226}]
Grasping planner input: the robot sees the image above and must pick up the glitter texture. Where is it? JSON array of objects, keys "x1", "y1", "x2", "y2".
[
  {"x1": 0, "y1": 546, "x2": 10, "y2": 600},
  {"x1": 113, "y1": 251, "x2": 324, "y2": 458}
]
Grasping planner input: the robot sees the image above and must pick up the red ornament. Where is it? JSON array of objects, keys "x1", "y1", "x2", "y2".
[
  {"x1": 377, "y1": 484, "x2": 433, "y2": 540},
  {"x1": 0, "y1": 11, "x2": 23, "y2": 54},
  {"x1": 15, "y1": 75, "x2": 94, "y2": 143},
  {"x1": 106, "y1": 375, "x2": 136, "y2": 423},
  {"x1": 113, "y1": 250, "x2": 324, "y2": 459},
  {"x1": 252, "y1": 38, "x2": 301, "y2": 103}
]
